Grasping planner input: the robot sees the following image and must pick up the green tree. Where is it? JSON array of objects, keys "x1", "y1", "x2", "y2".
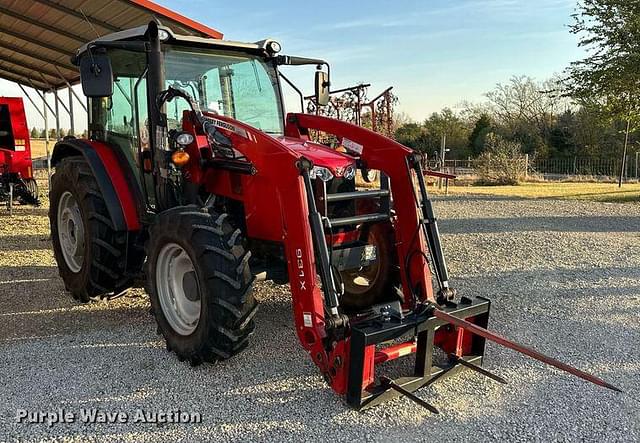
[
  {"x1": 423, "y1": 108, "x2": 470, "y2": 159},
  {"x1": 395, "y1": 123, "x2": 426, "y2": 151},
  {"x1": 30, "y1": 127, "x2": 38, "y2": 138},
  {"x1": 567, "y1": 0, "x2": 640, "y2": 125},
  {"x1": 566, "y1": 0, "x2": 640, "y2": 181},
  {"x1": 468, "y1": 114, "x2": 493, "y2": 157}
]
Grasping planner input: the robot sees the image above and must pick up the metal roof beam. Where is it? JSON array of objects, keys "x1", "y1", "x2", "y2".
[
  {"x1": 0, "y1": 68, "x2": 48, "y2": 90},
  {"x1": 38, "y1": 72, "x2": 71, "y2": 116},
  {"x1": 0, "y1": 62, "x2": 61, "y2": 88},
  {"x1": 0, "y1": 39, "x2": 76, "y2": 71},
  {"x1": 27, "y1": 80, "x2": 57, "y2": 115},
  {"x1": 17, "y1": 83, "x2": 46, "y2": 120},
  {"x1": 0, "y1": 52, "x2": 69, "y2": 81},
  {"x1": 31, "y1": 0, "x2": 120, "y2": 33},
  {"x1": 0, "y1": 6, "x2": 86, "y2": 44},
  {"x1": 0, "y1": 59, "x2": 63, "y2": 87},
  {"x1": 54, "y1": 66, "x2": 87, "y2": 112},
  {"x1": 0, "y1": 28, "x2": 75, "y2": 58}
]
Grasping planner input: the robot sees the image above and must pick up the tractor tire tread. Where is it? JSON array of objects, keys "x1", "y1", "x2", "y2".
[
  {"x1": 49, "y1": 156, "x2": 143, "y2": 302},
  {"x1": 146, "y1": 206, "x2": 257, "y2": 364}
]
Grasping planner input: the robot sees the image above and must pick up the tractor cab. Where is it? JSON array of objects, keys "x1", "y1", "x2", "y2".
[{"x1": 75, "y1": 23, "x2": 344, "y2": 210}]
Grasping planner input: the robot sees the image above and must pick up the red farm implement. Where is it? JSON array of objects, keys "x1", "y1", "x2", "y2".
[
  {"x1": 48, "y1": 22, "x2": 621, "y2": 410},
  {"x1": 0, "y1": 97, "x2": 39, "y2": 208}
]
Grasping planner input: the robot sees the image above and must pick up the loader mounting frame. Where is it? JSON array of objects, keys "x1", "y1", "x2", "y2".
[{"x1": 348, "y1": 297, "x2": 490, "y2": 409}]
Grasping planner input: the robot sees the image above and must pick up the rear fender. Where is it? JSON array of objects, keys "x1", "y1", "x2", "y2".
[{"x1": 51, "y1": 139, "x2": 142, "y2": 231}]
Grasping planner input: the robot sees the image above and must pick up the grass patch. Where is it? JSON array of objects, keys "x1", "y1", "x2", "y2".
[{"x1": 436, "y1": 182, "x2": 640, "y2": 203}]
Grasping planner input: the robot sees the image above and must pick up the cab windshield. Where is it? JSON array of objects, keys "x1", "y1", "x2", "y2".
[{"x1": 164, "y1": 46, "x2": 284, "y2": 135}]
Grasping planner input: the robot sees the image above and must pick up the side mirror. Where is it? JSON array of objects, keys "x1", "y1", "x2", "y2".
[
  {"x1": 315, "y1": 70, "x2": 330, "y2": 107},
  {"x1": 79, "y1": 52, "x2": 113, "y2": 98}
]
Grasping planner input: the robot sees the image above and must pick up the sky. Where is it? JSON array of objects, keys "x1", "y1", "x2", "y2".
[{"x1": 1, "y1": 0, "x2": 586, "y2": 132}]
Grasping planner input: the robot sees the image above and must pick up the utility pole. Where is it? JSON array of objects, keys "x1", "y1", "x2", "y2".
[
  {"x1": 438, "y1": 133, "x2": 447, "y2": 189},
  {"x1": 619, "y1": 118, "x2": 631, "y2": 188}
]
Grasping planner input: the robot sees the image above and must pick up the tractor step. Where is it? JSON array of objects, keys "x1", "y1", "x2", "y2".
[
  {"x1": 346, "y1": 297, "x2": 491, "y2": 409},
  {"x1": 328, "y1": 213, "x2": 390, "y2": 228},
  {"x1": 325, "y1": 189, "x2": 390, "y2": 202}
]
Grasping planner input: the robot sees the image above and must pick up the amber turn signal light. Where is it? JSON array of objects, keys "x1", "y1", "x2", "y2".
[{"x1": 171, "y1": 150, "x2": 190, "y2": 167}]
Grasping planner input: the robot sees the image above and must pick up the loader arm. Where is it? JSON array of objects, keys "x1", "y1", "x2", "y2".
[{"x1": 285, "y1": 113, "x2": 435, "y2": 305}]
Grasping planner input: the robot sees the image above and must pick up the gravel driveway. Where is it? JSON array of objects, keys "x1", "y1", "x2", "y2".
[{"x1": 0, "y1": 192, "x2": 638, "y2": 442}]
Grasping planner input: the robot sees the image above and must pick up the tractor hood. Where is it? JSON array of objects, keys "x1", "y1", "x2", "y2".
[
  {"x1": 196, "y1": 112, "x2": 356, "y2": 179},
  {"x1": 276, "y1": 136, "x2": 356, "y2": 179}
]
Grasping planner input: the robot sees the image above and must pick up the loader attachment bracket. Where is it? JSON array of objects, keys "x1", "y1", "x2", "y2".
[{"x1": 347, "y1": 297, "x2": 491, "y2": 409}]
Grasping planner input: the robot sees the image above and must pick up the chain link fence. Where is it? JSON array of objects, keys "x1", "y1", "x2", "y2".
[{"x1": 429, "y1": 155, "x2": 640, "y2": 181}]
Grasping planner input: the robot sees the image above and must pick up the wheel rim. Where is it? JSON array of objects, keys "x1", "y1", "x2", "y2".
[
  {"x1": 57, "y1": 191, "x2": 85, "y2": 273},
  {"x1": 342, "y1": 231, "x2": 382, "y2": 296},
  {"x1": 156, "y1": 243, "x2": 201, "y2": 336}
]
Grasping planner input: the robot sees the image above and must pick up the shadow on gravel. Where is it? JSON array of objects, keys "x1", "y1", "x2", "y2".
[
  {"x1": 0, "y1": 265, "x2": 150, "y2": 343},
  {"x1": 435, "y1": 195, "x2": 529, "y2": 202},
  {"x1": 440, "y1": 215, "x2": 639, "y2": 234},
  {"x1": 454, "y1": 265, "x2": 640, "y2": 300},
  {"x1": 0, "y1": 304, "x2": 150, "y2": 343},
  {"x1": 0, "y1": 265, "x2": 58, "y2": 285},
  {"x1": 0, "y1": 235, "x2": 51, "y2": 251},
  {"x1": 0, "y1": 207, "x2": 49, "y2": 218}
]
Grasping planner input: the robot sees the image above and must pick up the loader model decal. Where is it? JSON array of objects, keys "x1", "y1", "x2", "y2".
[{"x1": 296, "y1": 248, "x2": 307, "y2": 291}]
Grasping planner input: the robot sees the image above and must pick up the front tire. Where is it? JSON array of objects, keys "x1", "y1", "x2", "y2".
[
  {"x1": 49, "y1": 156, "x2": 138, "y2": 301},
  {"x1": 146, "y1": 206, "x2": 257, "y2": 365}
]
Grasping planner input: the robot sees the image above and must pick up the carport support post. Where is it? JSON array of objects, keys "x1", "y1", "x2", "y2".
[
  {"x1": 68, "y1": 88, "x2": 75, "y2": 136},
  {"x1": 54, "y1": 89, "x2": 61, "y2": 141},
  {"x1": 8, "y1": 182, "x2": 13, "y2": 215},
  {"x1": 44, "y1": 93, "x2": 51, "y2": 192}
]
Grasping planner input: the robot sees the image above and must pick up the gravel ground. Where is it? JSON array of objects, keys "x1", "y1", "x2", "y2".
[{"x1": 0, "y1": 190, "x2": 639, "y2": 442}]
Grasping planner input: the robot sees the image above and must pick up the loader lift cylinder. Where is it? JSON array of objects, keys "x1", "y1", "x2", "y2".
[
  {"x1": 410, "y1": 156, "x2": 453, "y2": 296},
  {"x1": 300, "y1": 163, "x2": 341, "y2": 317}
]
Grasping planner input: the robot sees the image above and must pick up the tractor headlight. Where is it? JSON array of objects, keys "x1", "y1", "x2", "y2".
[
  {"x1": 343, "y1": 165, "x2": 356, "y2": 181},
  {"x1": 310, "y1": 166, "x2": 334, "y2": 182},
  {"x1": 175, "y1": 132, "x2": 194, "y2": 147}
]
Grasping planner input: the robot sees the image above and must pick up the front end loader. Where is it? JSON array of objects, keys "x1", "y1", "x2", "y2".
[{"x1": 48, "y1": 22, "x2": 620, "y2": 411}]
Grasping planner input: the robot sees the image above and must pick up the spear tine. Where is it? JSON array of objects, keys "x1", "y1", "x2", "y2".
[{"x1": 433, "y1": 309, "x2": 623, "y2": 393}]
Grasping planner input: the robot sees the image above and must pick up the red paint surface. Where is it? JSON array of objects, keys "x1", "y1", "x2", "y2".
[
  {"x1": 0, "y1": 97, "x2": 33, "y2": 179},
  {"x1": 129, "y1": 0, "x2": 223, "y2": 39},
  {"x1": 88, "y1": 140, "x2": 141, "y2": 231}
]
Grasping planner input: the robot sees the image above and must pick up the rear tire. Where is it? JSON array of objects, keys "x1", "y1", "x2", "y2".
[
  {"x1": 146, "y1": 206, "x2": 257, "y2": 364},
  {"x1": 49, "y1": 156, "x2": 139, "y2": 302}
]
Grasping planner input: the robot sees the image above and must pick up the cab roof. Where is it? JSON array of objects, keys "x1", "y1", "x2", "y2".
[{"x1": 76, "y1": 24, "x2": 278, "y2": 59}]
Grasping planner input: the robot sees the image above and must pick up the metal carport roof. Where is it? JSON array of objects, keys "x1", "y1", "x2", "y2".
[{"x1": 0, "y1": 0, "x2": 223, "y2": 91}]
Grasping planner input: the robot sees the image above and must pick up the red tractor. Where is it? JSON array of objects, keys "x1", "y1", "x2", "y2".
[
  {"x1": 49, "y1": 22, "x2": 619, "y2": 410},
  {"x1": 0, "y1": 97, "x2": 39, "y2": 207}
]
